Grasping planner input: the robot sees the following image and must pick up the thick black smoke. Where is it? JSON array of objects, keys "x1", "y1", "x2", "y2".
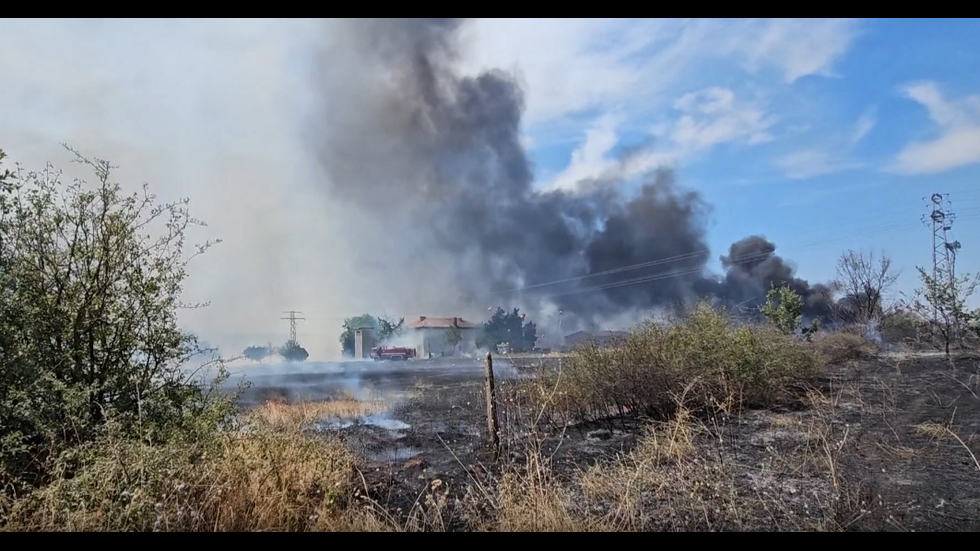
[
  {"x1": 703, "y1": 236, "x2": 835, "y2": 320},
  {"x1": 310, "y1": 19, "x2": 833, "y2": 330}
]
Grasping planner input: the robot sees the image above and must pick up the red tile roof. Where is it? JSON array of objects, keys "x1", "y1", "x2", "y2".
[{"x1": 406, "y1": 316, "x2": 478, "y2": 329}]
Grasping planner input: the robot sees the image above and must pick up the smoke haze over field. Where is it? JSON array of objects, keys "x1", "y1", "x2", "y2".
[{"x1": 0, "y1": 18, "x2": 837, "y2": 359}]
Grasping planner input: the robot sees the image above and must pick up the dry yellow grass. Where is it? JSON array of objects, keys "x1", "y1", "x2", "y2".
[
  {"x1": 3, "y1": 424, "x2": 361, "y2": 532},
  {"x1": 575, "y1": 409, "x2": 739, "y2": 530},
  {"x1": 771, "y1": 414, "x2": 804, "y2": 429},
  {"x1": 254, "y1": 397, "x2": 387, "y2": 429},
  {"x1": 915, "y1": 422, "x2": 980, "y2": 472},
  {"x1": 915, "y1": 421, "x2": 949, "y2": 440},
  {"x1": 811, "y1": 329, "x2": 881, "y2": 364},
  {"x1": 1, "y1": 389, "x2": 864, "y2": 532}
]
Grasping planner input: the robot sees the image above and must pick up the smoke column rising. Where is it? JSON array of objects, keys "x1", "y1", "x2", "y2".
[
  {"x1": 0, "y1": 19, "x2": 837, "y2": 359},
  {"x1": 309, "y1": 18, "x2": 833, "y2": 331}
]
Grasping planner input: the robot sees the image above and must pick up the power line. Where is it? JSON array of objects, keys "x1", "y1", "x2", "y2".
[
  {"x1": 493, "y1": 212, "x2": 980, "y2": 300},
  {"x1": 489, "y1": 249, "x2": 710, "y2": 295},
  {"x1": 488, "y1": 218, "x2": 913, "y2": 297},
  {"x1": 280, "y1": 310, "x2": 305, "y2": 342},
  {"x1": 510, "y1": 212, "x2": 949, "y2": 297},
  {"x1": 489, "y1": 210, "x2": 948, "y2": 299}
]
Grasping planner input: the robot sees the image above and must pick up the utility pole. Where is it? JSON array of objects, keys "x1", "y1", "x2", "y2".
[{"x1": 280, "y1": 310, "x2": 305, "y2": 342}]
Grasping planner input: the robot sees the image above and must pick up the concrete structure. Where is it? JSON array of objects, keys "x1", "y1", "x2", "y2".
[
  {"x1": 562, "y1": 330, "x2": 630, "y2": 350},
  {"x1": 407, "y1": 316, "x2": 478, "y2": 358},
  {"x1": 354, "y1": 326, "x2": 377, "y2": 359}
]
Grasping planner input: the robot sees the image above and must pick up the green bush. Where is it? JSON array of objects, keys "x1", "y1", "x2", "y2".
[
  {"x1": 0, "y1": 147, "x2": 227, "y2": 495},
  {"x1": 545, "y1": 303, "x2": 822, "y2": 421}
]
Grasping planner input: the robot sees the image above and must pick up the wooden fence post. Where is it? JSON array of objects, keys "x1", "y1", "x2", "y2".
[{"x1": 484, "y1": 352, "x2": 501, "y2": 461}]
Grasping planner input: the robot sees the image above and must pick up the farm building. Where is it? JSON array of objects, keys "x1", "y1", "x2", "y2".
[{"x1": 407, "y1": 316, "x2": 478, "y2": 358}]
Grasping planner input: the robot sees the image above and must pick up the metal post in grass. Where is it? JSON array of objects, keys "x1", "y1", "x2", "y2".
[{"x1": 485, "y1": 352, "x2": 501, "y2": 461}]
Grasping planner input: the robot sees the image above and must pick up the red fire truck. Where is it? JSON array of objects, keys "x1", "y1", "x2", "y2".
[{"x1": 370, "y1": 346, "x2": 416, "y2": 361}]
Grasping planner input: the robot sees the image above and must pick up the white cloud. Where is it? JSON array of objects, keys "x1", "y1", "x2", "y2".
[
  {"x1": 775, "y1": 108, "x2": 874, "y2": 179},
  {"x1": 670, "y1": 87, "x2": 776, "y2": 149},
  {"x1": 851, "y1": 108, "x2": 877, "y2": 145},
  {"x1": 775, "y1": 149, "x2": 866, "y2": 180},
  {"x1": 727, "y1": 19, "x2": 860, "y2": 84},
  {"x1": 544, "y1": 114, "x2": 682, "y2": 193},
  {"x1": 546, "y1": 87, "x2": 774, "y2": 191},
  {"x1": 545, "y1": 113, "x2": 623, "y2": 191},
  {"x1": 889, "y1": 81, "x2": 980, "y2": 174},
  {"x1": 892, "y1": 127, "x2": 980, "y2": 175},
  {"x1": 460, "y1": 19, "x2": 861, "y2": 132}
]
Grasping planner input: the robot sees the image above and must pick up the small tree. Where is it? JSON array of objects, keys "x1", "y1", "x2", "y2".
[
  {"x1": 445, "y1": 325, "x2": 463, "y2": 355},
  {"x1": 277, "y1": 339, "x2": 310, "y2": 362},
  {"x1": 903, "y1": 267, "x2": 980, "y2": 356},
  {"x1": 760, "y1": 284, "x2": 804, "y2": 335},
  {"x1": 377, "y1": 315, "x2": 405, "y2": 343},
  {"x1": 833, "y1": 249, "x2": 901, "y2": 324},
  {"x1": 243, "y1": 345, "x2": 272, "y2": 362}
]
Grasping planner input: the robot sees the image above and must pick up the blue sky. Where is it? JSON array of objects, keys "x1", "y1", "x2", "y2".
[{"x1": 1, "y1": 18, "x2": 979, "y2": 355}]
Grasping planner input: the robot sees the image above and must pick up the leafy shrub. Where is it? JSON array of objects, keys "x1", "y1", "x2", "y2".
[
  {"x1": 545, "y1": 303, "x2": 822, "y2": 421},
  {"x1": 760, "y1": 284, "x2": 804, "y2": 335}
]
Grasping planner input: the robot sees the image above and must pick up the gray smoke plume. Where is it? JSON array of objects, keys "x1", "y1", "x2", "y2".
[{"x1": 310, "y1": 18, "x2": 833, "y2": 331}]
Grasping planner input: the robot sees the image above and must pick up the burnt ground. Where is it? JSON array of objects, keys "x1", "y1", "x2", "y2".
[
  {"x1": 239, "y1": 354, "x2": 980, "y2": 531},
  {"x1": 824, "y1": 354, "x2": 980, "y2": 530}
]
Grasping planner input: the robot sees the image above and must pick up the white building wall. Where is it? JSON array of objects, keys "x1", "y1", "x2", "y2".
[
  {"x1": 417, "y1": 328, "x2": 477, "y2": 357},
  {"x1": 354, "y1": 328, "x2": 376, "y2": 359}
]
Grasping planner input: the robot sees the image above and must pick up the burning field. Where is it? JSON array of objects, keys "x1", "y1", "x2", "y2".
[
  {"x1": 179, "y1": 313, "x2": 979, "y2": 531},
  {"x1": 6, "y1": 306, "x2": 980, "y2": 532}
]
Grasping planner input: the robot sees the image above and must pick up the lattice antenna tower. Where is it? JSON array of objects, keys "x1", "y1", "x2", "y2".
[
  {"x1": 921, "y1": 194, "x2": 954, "y2": 283},
  {"x1": 921, "y1": 193, "x2": 964, "y2": 324},
  {"x1": 280, "y1": 310, "x2": 305, "y2": 342}
]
